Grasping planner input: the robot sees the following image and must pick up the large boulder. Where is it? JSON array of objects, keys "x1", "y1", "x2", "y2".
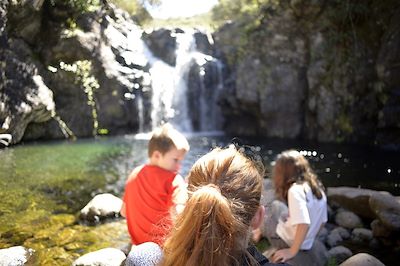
[
  {"x1": 328, "y1": 246, "x2": 353, "y2": 265},
  {"x1": 0, "y1": 246, "x2": 35, "y2": 266},
  {"x1": 369, "y1": 192, "x2": 400, "y2": 231},
  {"x1": 142, "y1": 28, "x2": 177, "y2": 66},
  {"x1": 0, "y1": 44, "x2": 55, "y2": 144},
  {"x1": 72, "y1": 248, "x2": 126, "y2": 266},
  {"x1": 80, "y1": 193, "x2": 123, "y2": 223},
  {"x1": 334, "y1": 210, "x2": 363, "y2": 229},
  {"x1": 339, "y1": 253, "x2": 384, "y2": 266},
  {"x1": 327, "y1": 187, "x2": 378, "y2": 218}
]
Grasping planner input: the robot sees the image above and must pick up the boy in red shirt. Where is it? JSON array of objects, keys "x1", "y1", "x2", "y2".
[{"x1": 120, "y1": 124, "x2": 189, "y2": 246}]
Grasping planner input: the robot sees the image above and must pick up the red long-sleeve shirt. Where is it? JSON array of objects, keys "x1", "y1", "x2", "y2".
[{"x1": 123, "y1": 165, "x2": 180, "y2": 245}]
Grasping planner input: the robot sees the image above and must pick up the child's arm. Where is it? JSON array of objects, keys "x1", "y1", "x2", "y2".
[
  {"x1": 171, "y1": 174, "x2": 188, "y2": 217},
  {"x1": 272, "y1": 223, "x2": 309, "y2": 263},
  {"x1": 120, "y1": 165, "x2": 144, "y2": 217},
  {"x1": 120, "y1": 202, "x2": 126, "y2": 217}
]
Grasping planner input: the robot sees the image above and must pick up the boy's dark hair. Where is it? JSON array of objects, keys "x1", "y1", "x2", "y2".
[{"x1": 148, "y1": 124, "x2": 190, "y2": 157}]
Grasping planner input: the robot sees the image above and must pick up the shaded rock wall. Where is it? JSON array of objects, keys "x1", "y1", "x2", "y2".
[
  {"x1": 0, "y1": 0, "x2": 55, "y2": 144},
  {"x1": 213, "y1": 1, "x2": 400, "y2": 149},
  {"x1": 1, "y1": 1, "x2": 152, "y2": 144}
]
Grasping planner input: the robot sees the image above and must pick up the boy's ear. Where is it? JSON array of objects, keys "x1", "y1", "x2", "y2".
[
  {"x1": 251, "y1": 205, "x2": 265, "y2": 230},
  {"x1": 152, "y1": 150, "x2": 162, "y2": 159}
]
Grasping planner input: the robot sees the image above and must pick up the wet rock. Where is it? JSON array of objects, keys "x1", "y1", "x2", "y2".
[
  {"x1": 142, "y1": 28, "x2": 177, "y2": 66},
  {"x1": 317, "y1": 226, "x2": 329, "y2": 243},
  {"x1": 328, "y1": 246, "x2": 353, "y2": 265},
  {"x1": 0, "y1": 246, "x2": 35, "y2": 266},
  {"x1": 351, "y1": 228, "x2": 373, "y2": 244},
  {"x1": 287, "y1": 239, "x2": 328, "y2": 266},
  {"x1": 335, "y1": 210, "x2": 363, "y2": 229},
  {"x1": 0, "y1": 133, "x2": 12, "y2": 146},
  {"x1": 193, "y1": 30, "x2": 214, "y2": 56},
  {"x1": 72, "y1": 247, "x2": 126, "y2": 266},
  {"x1": 327, "y1": 227, "x2": 348, "y2": 247},
  {"x1": 339, "y1": 253, "x2": 385, "y2": 266},
  {"x1": 370, "y1": 219, "x2": 391, "y2": 238},
  {"x1": 80, "y1": 193, "x2": 123, "y2": 223},
  {"x1": 327, "y1": 187, "x2": 378, "y2": 219},
  {"x1": 369, "y1": 191, "x2": 400, "y2": 231}
]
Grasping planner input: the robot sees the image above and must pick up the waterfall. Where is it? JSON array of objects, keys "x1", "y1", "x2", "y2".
[
  {"x1": 193, "y1": 54, "x2": 224, "y2": 131},
  {"x1": 128, "y1": 28, "x2": 224, "y2": 133}
]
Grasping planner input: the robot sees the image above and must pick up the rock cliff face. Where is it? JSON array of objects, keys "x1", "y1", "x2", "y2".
[
  {"x1": 213, "y1": 2, "x2": 400, "y2": 149},
  {"x1": 1, "y1": 0, "x2": 56, "y2": 144},
  {"x1": 1, "y1": 1, "x2": 152, "y2": 144}
]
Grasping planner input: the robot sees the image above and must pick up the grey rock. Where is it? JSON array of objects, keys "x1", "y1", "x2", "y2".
[
  {"x1": 317, "y1": 226, "x2": 329, "y2": 244},
  {"x1": 80, "y1": 193, "x2": 123, "y2": 223},
  {"x1": 0, "y1": 246, "x2": 34, "y2": 266},
  {"x1": 287, "y1": 239, "x2": 328, "y2": 266},
  {"x1": 339, "y1": 253, "x2": 385, "y2": 266},
  {"x1": 142, "y1": 28, "x2": 177, "y2": 66},
  {"x1": 332, "y1": 227, "x2": 351, "y2": 239},
  {"x1": 369, "y1": 191, "x2": 400, "y2": 231},
  {"x1": 326, "y1": 227, "x2": 350, "y2": 247},
  {"x1": 327, "y1": 187, "x2": 378, "y2": 219},
  {"x1": 370, "y1": 219, "x2": 392, "y2": 238},
  {"x1": 335, "y1": 210, "x2": 363, "y2": 229},
  {"x1": 328, "y1": 246, "x2": 353, "y2": 265},
  {"x1": 351, "y1": 228, "x2": 373, "y2": 244},
  {"x1": 72, "y1": 248, "x2": 126, "y2": 266}
]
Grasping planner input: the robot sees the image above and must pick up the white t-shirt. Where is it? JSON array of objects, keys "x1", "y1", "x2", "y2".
[{"x1": 276, "y1": 182, "x2": 327, "y2": 250}]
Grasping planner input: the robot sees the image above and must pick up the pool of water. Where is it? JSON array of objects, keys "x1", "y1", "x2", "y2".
[{"x1": 0, "y1": 133, "x2": 399, "y2": 265}]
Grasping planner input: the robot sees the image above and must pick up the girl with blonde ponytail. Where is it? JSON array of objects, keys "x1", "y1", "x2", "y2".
[{"x1": 126, "y1": 146, "x2": 288, "y2": 266}]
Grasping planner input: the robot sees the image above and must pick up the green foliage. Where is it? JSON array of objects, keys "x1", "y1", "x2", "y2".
[
  {"x1": 325, "y1": 256, "x2": 338, "y2": 266},
  {"x1": 110, "y1": 0, "x2": 141, "y2": 14},
  {"x1": 59, "y1": 60, "x2": 100, "y2": 136},
  {"x1": 109, "y1": 0, "x2": 158, "y2": 25},
  {"x1": 336, "y1": 113, "x2": 354, "y2": 142},
  {"x1": 143, "y1": 12, "x2": 216, "y2": 31},
  {"x1": 211, "y1": 0, "x2": 281, "y2": 27},
  {"x1": 49, "y1": 0, "x2": 101, "y2": 14},
  {"x1": 210, "y1": 0, "x2": 284, "y2": 66}
]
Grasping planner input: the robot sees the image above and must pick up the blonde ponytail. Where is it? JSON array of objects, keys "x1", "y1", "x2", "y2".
[
  {"x1": 162, "y1": 184, "x2": 241, "y2": 266},
  {"x1": 161, "y1": 146, "x2": 263, "y2": 266}
]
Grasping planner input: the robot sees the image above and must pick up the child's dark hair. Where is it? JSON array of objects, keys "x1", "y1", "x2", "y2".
[
  {"x1": 273, "y1": 150, "x2": 324, "y2": 201},
  {"x1": 148, "y1": 123, "x2": 189, "y2": 157}
]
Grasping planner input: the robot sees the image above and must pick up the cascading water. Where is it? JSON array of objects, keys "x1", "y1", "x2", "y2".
[
  {"x1": 147, "y1": 32, "x2": 194, "y2": 132},
  {"x1": 128, "y1": 28, "x2": 224, "y2": 133}
]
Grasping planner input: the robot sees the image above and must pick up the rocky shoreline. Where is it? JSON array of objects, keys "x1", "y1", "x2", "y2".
[{"x1": 1, "y1": 183, "x2": 399, "y2": 266}]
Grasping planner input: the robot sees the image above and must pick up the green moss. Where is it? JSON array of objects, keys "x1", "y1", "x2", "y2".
[
  {"x1": 0, "y1": 140, "x2": 131, "y2": 265},
  {"x1": 325, "y1": 256, "x2": 338, "y2": 266},
  {"x1": 59, "y1": 60, "x2": 100, "y2": 136},
  {"x1": 336, "y1": 113, "x2": 353, "y2": 142},
  {"x1": 255, "y1": 238, "x2": 270, "y2": 252}
]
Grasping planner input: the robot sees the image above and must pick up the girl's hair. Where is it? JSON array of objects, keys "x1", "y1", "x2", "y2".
[
  {"x1": 161, "y1": 146, "x2": 264, "y2": 266},
  {"x1": 273, "y1": 150, "x2": 325, "y2": 201}
]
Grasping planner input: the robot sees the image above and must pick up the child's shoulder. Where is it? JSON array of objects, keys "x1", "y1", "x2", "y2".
[
  {"x1": 127, "y1": 164, "x2": 145, "y2": 182},
  {"x1": 289, "y1": 182, "x2": 309, "y2": 193}
]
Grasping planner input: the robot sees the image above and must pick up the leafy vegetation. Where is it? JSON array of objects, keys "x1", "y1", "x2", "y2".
[
  {"x1": 58, "y1": 61, "x2": 100, "y2": 136},
  {"x1": 48, "y1": 0, "x2": 101, "y2": 14},
  {"x1": 143, "y1": 12, "x2": 216, "y2": 31}
]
